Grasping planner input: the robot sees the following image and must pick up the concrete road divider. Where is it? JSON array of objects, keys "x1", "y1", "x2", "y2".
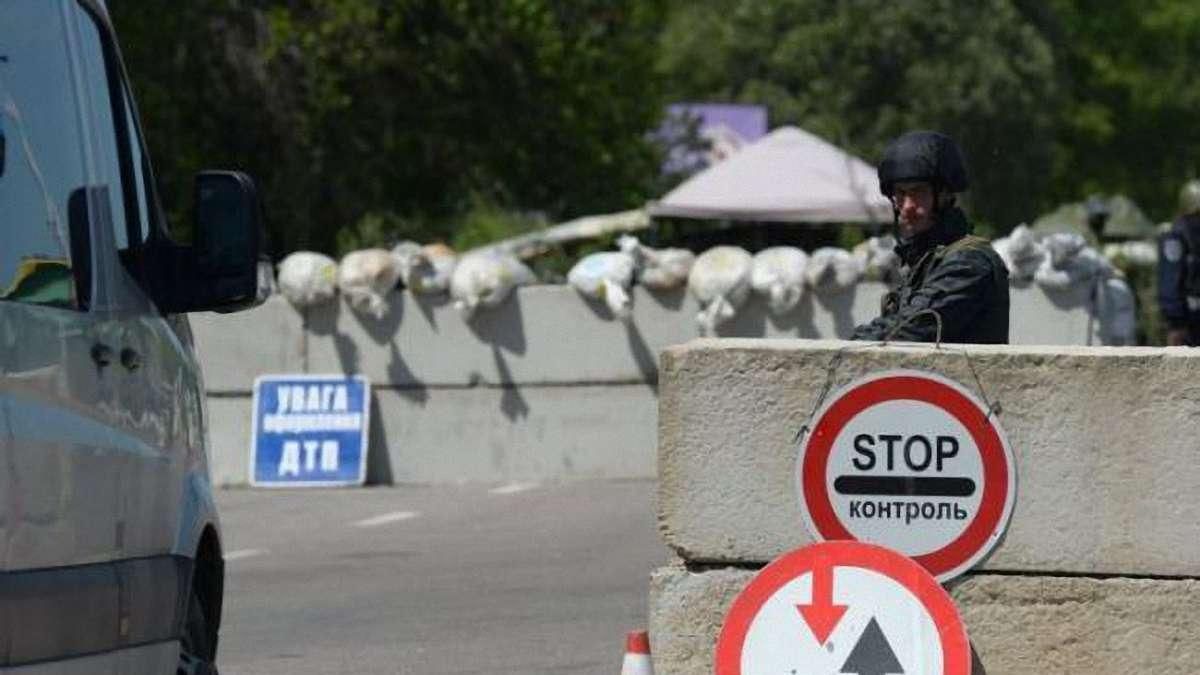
[
  {"x1": 658, "y1": 339, "x2": 1200, "y2": 577},
  {"x1": 194, "y1": 284, "x2": 1102, "y2": 486},
  {"x1": 649, "y1": 565, "x2": 1200, "y2": 675}
]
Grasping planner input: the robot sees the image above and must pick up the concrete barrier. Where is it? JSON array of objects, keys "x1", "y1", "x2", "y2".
[
  {"x1": 649, "y1": 565, "x2": 1200, "y2": 675},
  {"x1": 651, "y1": 339, "x2": 1200, "y2": 673},
  {"x1": 191, "y1": 282, "x2": 1101, "y2": 486}
]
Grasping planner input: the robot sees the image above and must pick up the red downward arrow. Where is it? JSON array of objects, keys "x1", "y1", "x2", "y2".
[{"x1": 796, "y1": 556, "x2": 847, "y2": 646}]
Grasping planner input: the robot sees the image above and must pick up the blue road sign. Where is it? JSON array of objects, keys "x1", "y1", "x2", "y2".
[{"x1": 250, "y1": 374, "x2": 371, "y2": 487}]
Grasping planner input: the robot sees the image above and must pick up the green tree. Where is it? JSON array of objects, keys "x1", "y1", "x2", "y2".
[
  {"x1": 1025, "y1": 0, "x2": 1200, "y2": 221},
  {"x1": 264, "y1": 0, "x2": 668, "y2": 253},
  {"x1": 657, "y1": 0, "x2": 1060, "y2": 232},
  {"x1": 113, "y1": 0, "x2": 668, "y2": 257},
  {"x1": 111, "y1": 1, "x2": 305, "y2": 250}
]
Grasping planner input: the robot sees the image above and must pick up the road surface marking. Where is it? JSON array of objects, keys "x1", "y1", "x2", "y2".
[
  {"x1": 225, "y1": 548, "x2": 268, "y2": 561},
  {"x1": 489, "y1": 482, "x2": 540, "y2": 495},
  {"x1": 353, "y1": 510, "x2": 420, "y2": 528}
]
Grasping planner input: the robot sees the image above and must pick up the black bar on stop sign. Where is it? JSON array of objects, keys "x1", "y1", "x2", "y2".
[{"x1": 833, "y1": 475, "x2": 976, "y2": 498}]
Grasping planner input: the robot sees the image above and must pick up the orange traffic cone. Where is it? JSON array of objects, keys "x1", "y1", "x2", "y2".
[{"x1": 621, "y1": 630, "x2": 653, "y2": 675}]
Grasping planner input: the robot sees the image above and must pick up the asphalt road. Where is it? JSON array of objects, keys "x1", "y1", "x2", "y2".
[{"x1": 214, "y1": 479, "x2": 669, "y2": 674}]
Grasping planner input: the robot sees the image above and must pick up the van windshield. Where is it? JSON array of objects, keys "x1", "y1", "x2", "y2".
[{"x1": 0, "y1": 0, "x2": 90, "y2": 309}]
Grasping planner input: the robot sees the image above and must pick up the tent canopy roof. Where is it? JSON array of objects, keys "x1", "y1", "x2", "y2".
[{"x1": 648, "y1": 126, "x2": 893, "y2": 224}]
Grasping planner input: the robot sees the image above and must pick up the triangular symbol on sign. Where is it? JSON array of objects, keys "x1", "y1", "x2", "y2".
[{"x1": 840, "y1": 617, "x2": 904, "y2": 675}]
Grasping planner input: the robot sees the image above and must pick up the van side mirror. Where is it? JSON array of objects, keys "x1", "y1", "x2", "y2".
[
  {"x1": 189, "y1": 171, "x2": 270, "y2": 312},
  {"x1": 135, "y1": 170, "x2": 270, "y2": 314}
]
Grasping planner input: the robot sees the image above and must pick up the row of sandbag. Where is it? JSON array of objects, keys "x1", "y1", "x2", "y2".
[
  {"x1": 993, "y1": 225, "x2": 1138, "y2": 344},
  {"x1": 589, "y1": 236, "x2": 900, "y2": 334},
  {"x1": 274, "y1": 229, "x2": 1136, "y2": 342},
  {"x1": 275, "y1": 235, "x2": 900, "y2": 334},
  {"x1": 992, "y1": 225, "x2": 1125, "y2": 290},
  {"x1": 276, "y1": 243, "x2": 533, "y2": 320}
]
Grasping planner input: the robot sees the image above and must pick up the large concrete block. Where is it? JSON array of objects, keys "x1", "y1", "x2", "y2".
[
  {"x1": 371, "y1": 384, "x2": 658, "y2": 483},
  {"x1": 205, "y1": 395, "x2": 253, "y2": 487},
  {"x1": 190, "y1": 296, "x2": 305, "y2": 393},
  {"x1": 204, "y1": 384, "x2": 658, "y2": 486},
  {"x1": 300, "y1": 283, "x2": 1096, "y2": 388},
  {"x1": 303, "y1": 286, "x2": 688, "y2": 387},
  {"x1": 658, "y1": 340, "x2": 1200, "y2": 576},
  {"x1": 648, "y1": 564, "x2": 1200, "y2": 675}
]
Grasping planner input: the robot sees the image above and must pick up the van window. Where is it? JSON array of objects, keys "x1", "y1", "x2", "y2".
[{"x1": 0, "y1": 0, "x2": 89, "y2": 309}]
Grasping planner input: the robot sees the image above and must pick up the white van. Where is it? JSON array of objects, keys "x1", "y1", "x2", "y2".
[{"x1": 0, "y1": 1, "x2": 267, "y2": 672}]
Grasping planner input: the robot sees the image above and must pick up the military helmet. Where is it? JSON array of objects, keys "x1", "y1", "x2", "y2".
[
  {"x1": 878, "y1": 130, "x2": 969, "y2": 197},
  {"x1": 1179, "y1": 180, "x2": 1200, "y2": 216}
]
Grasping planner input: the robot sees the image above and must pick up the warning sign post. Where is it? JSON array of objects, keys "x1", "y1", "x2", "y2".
[
  {"x1": 715, "y1": 540, "x2": 971, "y2": 675},
  {"x1": 797, "y1": 369, "x2": 1016, "y2": 582}
]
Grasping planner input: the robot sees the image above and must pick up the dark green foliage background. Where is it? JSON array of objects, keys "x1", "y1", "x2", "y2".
[{"x1": 110, "y1": 0, "x2": 1200, "y2": 255}]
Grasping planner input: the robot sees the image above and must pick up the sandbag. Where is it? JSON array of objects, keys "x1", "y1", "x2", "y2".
[
  {"x1": 1095, "y1": 276, "x2": 1138, "y2": 346},
  {"x1": 991, "y1": 224, "x2": 1045, "y2": 281},
  {"x1": 805, "y1": 247, "x2": 862, "y2": 293},
  {"x1": 450, "y1": 251, "x2": 536, "y2": 318},
  {"x1": 617, "y1": 235, "x2": 695, "y2": 290},
  {"x1": 276, "y1": 251, "x2": 338, "y2": 309},
  {"x1": 1103, "y1": 240, "x2": 1157, "y2": 268},
  {"x1": 852, "y1": 235, "x2": 901, "y2": 283},
  {"x1": 568, "y1": 251, "x2": 636, "y2": 320},
  {"x1": 688, "y1": 246, "x2": 753, "y2": 335},
  {"x1": 393, "y1": 241, "x2": 457, "y2": 294},
  {"x1": 337, "y1": 249, "x2": 404, "y2": 318},
  {"x1": 750, "y1": 246, "x2": 808, "y2": 315},
  {"x1": 1034, "y1": 233, "x2": 1113, "y2": 291}
]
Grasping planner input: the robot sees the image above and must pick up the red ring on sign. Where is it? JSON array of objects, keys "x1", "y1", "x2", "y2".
[
  {"x1": 801, "y1": 374, "x2": 1010, "y2": 579},
  {"x1": 714, "y1": 541, "x2": 970, "y2": 675}
]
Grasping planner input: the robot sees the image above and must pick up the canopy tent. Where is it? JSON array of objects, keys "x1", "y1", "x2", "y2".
[
  {"x1": 1031, "y1": 194, "x2": 1157, "y2": 245},
  {"x1": 647, "y1": 126, "x2": 892, "y2": 224}
]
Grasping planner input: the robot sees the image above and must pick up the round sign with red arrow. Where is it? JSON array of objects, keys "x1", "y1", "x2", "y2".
[
  {"x1": 797, "y1": 369, "x2": 1016, "y2": 582},
  {"x1": 715, "y1": 540, "x2": 970, "y2": 675}
]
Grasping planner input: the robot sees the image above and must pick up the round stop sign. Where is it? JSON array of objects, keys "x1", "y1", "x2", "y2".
[{"x1": 797, "y1": 369, "x2": 1017, "y2": 582}]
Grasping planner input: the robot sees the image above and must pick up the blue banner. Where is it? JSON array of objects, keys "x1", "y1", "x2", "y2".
[{"x1": 250, "y1": 375, "x2": 370, "y2": 487}]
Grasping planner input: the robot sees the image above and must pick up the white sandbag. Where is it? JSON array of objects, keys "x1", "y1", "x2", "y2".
[
  {"x1": 276, "y1": 251, "x2": 338, "y2": 309},
  {"x1": 393, "y1": 241, "x2": 457, "y2": 294},
  {"x1": 852, "y1": 235, "x2": 901, "y2": 283},
  {"x1": 450, "y1": 251, "x2": 536, "y2": 318},
  {"x1": 337, "y1": 249, "x2": 404, "y2": 319},
  {"x1": 805, "y1": 247, "x2": 862, "y2": 293},
  {"x1": 688, "y1": 246, "x2": 753, "y2": 335},
  {"x1": 1095, "y1": 276, "x2": 1138, "y2": 346},
  {"x1": 991, "y1": 224, "x2": 1046, "y2": 281},
  {"x1": 568, "y1": 251, "x2": 636, "y2": 319},
  {"x1": 1103, "y1": 240, "x2": 1157, "y2": 268},
  {"x1": 1034, "y1": 233, "x2": 1113, "y2": 291},
  {"x1": 750, "y1": 246, "x2": 808, "y2": 315},
  {"x1": 617, "y1": 235, "x2": 695, "y2": 289}
]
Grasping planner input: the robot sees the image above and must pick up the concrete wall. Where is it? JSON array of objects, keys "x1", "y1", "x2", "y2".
[
  {"x1": 191, "y1": 282, "x2": 1099, "y2": 486},
  {"x1": 650, "y1": 340, "x2": 1200, "y2": 674}
]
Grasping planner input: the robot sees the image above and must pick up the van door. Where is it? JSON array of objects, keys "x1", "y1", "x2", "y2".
[{"x1": 0, "y1": 0, "x2": 125, "y2": 667}]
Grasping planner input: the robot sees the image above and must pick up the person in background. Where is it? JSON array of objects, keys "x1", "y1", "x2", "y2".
[
  {"x1": 1156, "y1": 180, "x2": 1200, "y2": 346},
  {"x1": 851, "y1": 130, "x2": 1009, "y2": 344}
]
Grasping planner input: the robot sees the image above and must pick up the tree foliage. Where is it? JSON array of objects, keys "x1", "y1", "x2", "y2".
[
  {"x1": 110, "y1": 0, "x2": 1200, "y2": 255},
  {"x1": 1028, "y1": 0, "x2": 1200, "y2": 220},
  {"x1": 657, "y1": 0, "x2": 1059, "y2": 232}
]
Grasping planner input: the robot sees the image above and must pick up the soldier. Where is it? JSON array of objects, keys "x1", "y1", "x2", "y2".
[
  {"x1": 852, "y1": 131, "x2": 1009, "y2": 344},
  {"x1": 1156, "y1": 180, "x2": 1200, "y2": 346}
]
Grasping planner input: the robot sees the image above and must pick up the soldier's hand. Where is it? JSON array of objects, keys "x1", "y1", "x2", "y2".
[{"x1": 1166, "y1": 328, "x2": 1189, "y2": 346}]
